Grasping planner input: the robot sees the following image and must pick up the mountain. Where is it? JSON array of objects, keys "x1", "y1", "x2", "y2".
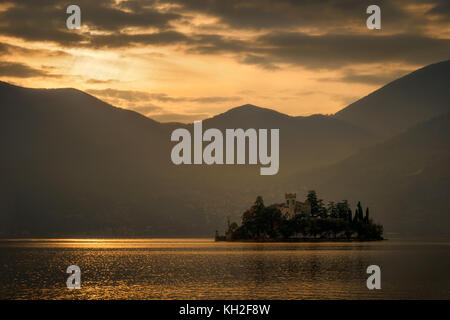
[
  {"x1": 335, "y1": 60, "x2": 450, "y2": 138},
  {"x1": 0, "y1": 81, "x2": 176, "y2": 236},
  {"x1": 202, "y1": 104, "x2": 374, "y2": 174},
  {"x1": 0, "y1": 60, "x2": 449, "y2": 237},
  {"x1": 290, "y1": 111, "x2": 450, "y2": 235}
]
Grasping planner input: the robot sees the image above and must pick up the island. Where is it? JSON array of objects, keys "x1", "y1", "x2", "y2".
[{"x1": 215, "y1": 191, "x2": 384, "y2": 242}]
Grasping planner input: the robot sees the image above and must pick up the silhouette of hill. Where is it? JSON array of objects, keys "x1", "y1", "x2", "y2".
[
  {"x1": 335, "y1": 60, "x2": 450, "y2": 138},
  {"x1": 201, "y1": 104, "x2": 374, "y2": 174},
  {"x1": 0, "y1": 81, "x2": 175, "y2": 236}
]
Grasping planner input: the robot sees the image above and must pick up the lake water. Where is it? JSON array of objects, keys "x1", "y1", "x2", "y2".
[{"x1": 0, "y1": 238, "x2": 449, "y2": 299}]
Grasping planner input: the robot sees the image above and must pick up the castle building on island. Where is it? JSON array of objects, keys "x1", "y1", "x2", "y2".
[{"x1": 276, "y1": 193, "x2": 311, "y2": 219}]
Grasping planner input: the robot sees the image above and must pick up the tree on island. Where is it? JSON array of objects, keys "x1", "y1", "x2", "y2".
[
  {"x1": 235, "y1": 196, "x2": 283, "y2": 240},
  {"x1": 347, "y1": 209, "x2": 353, "y2": 224},
  {"x1": 221, "y1": 191, "x2": 383, "y2": 241},
  {"x1": 328, "y1": 201, "x2": 337, "y2": 218},
  {"x1": 307, "y1": 190, "x2": 328, "y2": 217}
]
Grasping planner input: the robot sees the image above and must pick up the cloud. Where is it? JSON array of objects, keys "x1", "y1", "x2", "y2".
[
  {"x1": 0, "y1": 42, "x2": 70, "y2": 58},
  {"x1": 0, "y1": 0, "x2": 182, "y2": 50},
  {"x1": 248, "y1": 32, "x2": 450, "y2": 69},
  {"x1": 1, "y1": 0, "x2": 448, "y2": 73},
  {"x1": 88, "y1": 31, "x2": 189, "y2": 48},
  {"x1": 190, "y1": 96, "x2": 241, "y2": 103},
  {"x1": 0, "y1": 61, "x2": 61, "y2": 78},
  {"x1": 149, "y1": 112, "x2": 209, "y2": 123},
  {"x1": 86, "y1": 88, "x2": 242, "y2": 104},
  {"x1": 86, "y1": 88, "x2": 153, "y2": 101},
  {"x1": 85, "y1": 78, "x2": 117, "y2": 84},
  {"x1": 0, "y1": 2, "x2": 84, "y2": 46},
  {"x1": 0, "y1": 43, "x2": 9, "y2": 55},
  {"x1": 83, "y1": 0, "x2": 181, "y2": 31},
  {"x1": 167, "y1": 0, "x2": 428, "y2": 32},
  {"x1": 324, "y1": 68, "x2": 414, "y2": 85},
  {"x1": 426, "y1": 0, "x2": 450, "y2": 20},
  {"x1": 173, "y1": 31, "x2": 450, "y2": 71},
  {"x1": 130, "y1": 104, "x2": 163, "y2": 114},
  {"x1": 84, "y1": 27, "x2": 450, "y2": 72},
  {"x1": 185, "y1": 34, "x2": 248, "y2": 54},
  {"x1": 167, "y1": 0, "x2": 362, "y2": 30},
  {"x1": 84, "y1": 87, "x2": 241, "y2": 122},
  {"x1": 239, "y1": 54, "x2": 280, "y2": 70}
]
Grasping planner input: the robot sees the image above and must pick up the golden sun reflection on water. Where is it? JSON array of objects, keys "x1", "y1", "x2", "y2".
[
  {"x1": 1, "y1": 239, "x2": 450, "y2": 299},
  {"x1": 0, "y1": 238, "x2": 217, "y2": 248}
]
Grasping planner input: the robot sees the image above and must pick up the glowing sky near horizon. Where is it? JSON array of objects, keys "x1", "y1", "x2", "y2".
[{"x1": 0, "y1": 0, "x2": 449, "y2": 122}]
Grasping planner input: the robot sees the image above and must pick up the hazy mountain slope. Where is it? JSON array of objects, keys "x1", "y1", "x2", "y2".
[
  {"x1": 290, "y1": 112, "x2": 450, "y2": 235},
  {"x1": 203, "y1": 104, "x2": 375, "y2": 173},
  {"x1": 0, "y1": 81, "x2": 191, "y2": 236},
  {"x1": 159, "y1": 104, "x2": 375, "y2": 175},
  {"x1": 335, "y1": 60, "x2": 450, "y2": 138}
]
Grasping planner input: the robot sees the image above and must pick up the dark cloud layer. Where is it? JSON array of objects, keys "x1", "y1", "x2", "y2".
[
  {"x1": 167, "y1": 0, "x2": 406, "y2": 30},
  {"x1": 253, "y1": 32, "x2": 450, "y2": 69},
  {"x1": 427, "y1": 0, "x2": 450, "y2": 20},
  {"x1": 0, "y1": 0, "x2": 449, "y2": 72},
  {"x1": 0, "y1": 0, "x2": 180, "y2": 36}
]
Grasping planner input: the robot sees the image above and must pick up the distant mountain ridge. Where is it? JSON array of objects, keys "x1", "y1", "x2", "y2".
[
  {"x1": 0, "y1": 59, "x2": 449, "y2": 236},
  {"x1": 335, "y1": 59, "x2": 450, "y2": 138}
]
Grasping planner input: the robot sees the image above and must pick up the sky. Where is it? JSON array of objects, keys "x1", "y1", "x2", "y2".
[{"x1": 0, "y1": 0, "x2": 449, "y2": 123}]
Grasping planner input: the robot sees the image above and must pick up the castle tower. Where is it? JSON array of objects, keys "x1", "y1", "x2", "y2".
[{"x1": 285, "y1": 193, "x2": 296, "y2": 216}]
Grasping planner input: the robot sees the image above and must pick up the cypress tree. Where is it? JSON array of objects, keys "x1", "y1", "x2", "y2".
[
  {"x1": 307, "y1": 190, "x2": 319, "y2": 216},
  {"x1": 365, "y1": 207, "x2": 370, "y2": 223},
  {"x1": 357, "y1": 201, "x2": 364, "y2": 221}
]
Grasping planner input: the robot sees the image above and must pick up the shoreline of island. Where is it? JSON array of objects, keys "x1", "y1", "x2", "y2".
[
  {"x1": 215, "y1": 237, "x2": 385, "y2": 243},
  {"x1": 215, "y1": 191, "x2": 384, "y2": 243}
]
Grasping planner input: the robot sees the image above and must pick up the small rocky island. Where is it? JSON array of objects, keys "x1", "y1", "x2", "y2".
[{"x1": 215, "y1": 191, "x2": 383, "y2": 242}]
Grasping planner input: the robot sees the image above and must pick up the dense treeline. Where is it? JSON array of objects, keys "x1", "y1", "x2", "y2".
[{"x1": 218, "y1": 191, "x2": 383, "y2": 241}]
